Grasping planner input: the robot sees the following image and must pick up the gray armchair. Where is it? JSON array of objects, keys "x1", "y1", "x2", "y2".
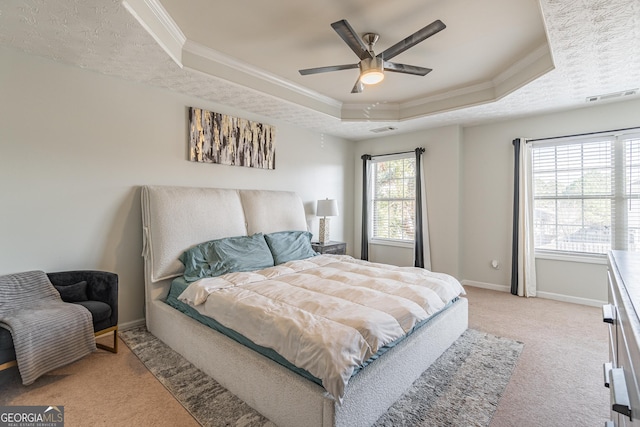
[{"x1": 0, "y1": 270, "x2": 118, "y2": 373}]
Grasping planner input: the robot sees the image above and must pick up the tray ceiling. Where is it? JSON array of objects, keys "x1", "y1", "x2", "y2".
[
  {"x1": 128, "y1": 0, "x2": 553, "y2": 122},
  {"x1": 0, "y1": 0, "x2": 638, "y2": 140}
]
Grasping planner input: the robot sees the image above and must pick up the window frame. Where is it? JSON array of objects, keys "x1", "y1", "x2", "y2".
[
  {"x1": 530, "y1": 131, "x2": 640, "y2": 259},
  {"x1": 368, "y1": 152, "x2": 417, "y2": 247}
]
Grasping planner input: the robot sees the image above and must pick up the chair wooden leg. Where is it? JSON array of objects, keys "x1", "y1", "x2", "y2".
[
  {"x1": 0, "y1": 360, "x2": 17, "y2": 371},
  {"x1": 95, "y1": 325, "x2": 118, "y2": 353}
]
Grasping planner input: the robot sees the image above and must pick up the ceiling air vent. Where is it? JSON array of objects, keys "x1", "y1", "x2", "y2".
[
  {"x1": 586, "y1": 89, "x2": 638, "y2": 103},
  {"x1": 370, "y1": 126, "x2": 398, "y2": 133}
]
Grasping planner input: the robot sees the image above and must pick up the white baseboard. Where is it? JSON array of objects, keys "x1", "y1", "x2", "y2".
[
  {"x1": 120, "y1": 318, "x2": 145, "y2": 331},
  {"x1": 461, "y1": 280, "x2": 510, "y2": 293},
  {"x1": 461, "y1": 280, "x2": 606, "y2": 307},
  {"x1": 535, "y1": 291, "x2": 606, "y2": 308}
]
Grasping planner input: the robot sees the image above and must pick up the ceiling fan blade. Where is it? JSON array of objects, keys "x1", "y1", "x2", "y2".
[
  {"x1": 384, "y1": 61, "x2": 432, "y2": 76},
  {"x1": 299, "y1": 63, "x2": 359, "y2": 75},
  {"x1": 378, "y1": 20, "x2": 446, "y2": 61},
  {"x1": 351, "y1": 79, "x2": 364, "y2": 94},
  {"x1": 331, "y1": 19, "x2": 373, "y2": 60}
]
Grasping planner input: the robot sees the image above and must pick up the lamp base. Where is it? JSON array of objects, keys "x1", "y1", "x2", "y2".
[{"x1": 319, "y1": 218, "x2": 330, "y2": 243}]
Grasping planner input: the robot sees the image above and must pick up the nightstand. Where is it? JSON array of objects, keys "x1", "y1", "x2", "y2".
[{"x1": 311, "y1": 241, "x2": 346, "y2": 255}]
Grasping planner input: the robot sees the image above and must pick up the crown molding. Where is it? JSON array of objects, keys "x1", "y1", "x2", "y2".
[
  {"x1": 493, "y1": 43, "x2": 552, "y2": 87},
  {"x1": 341, "y1": 43, "x2": 554, "y2": 121},
  {"x1": 492, "y1": 43, "x2": 555, "y2": 99},
  {"x1": 122, "y1": 0, "x2": 553, "y2": 123},
  {"x1": 122, "y1": 0, "x2": 342, "y2": 118},
  {"x1": 122, "y1": 0, "x2": 185, "y2": 66},
  {"x1": 183, "y1": 40, "x2": 341, "y2": 109}
]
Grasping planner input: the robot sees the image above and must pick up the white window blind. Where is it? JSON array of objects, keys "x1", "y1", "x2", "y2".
[
  {"x1": 371, "y1": 154, "x2": 416, "y2": 242},
  {"x1": 531, "y1": 132, "x2": 640, "y2": 255}
]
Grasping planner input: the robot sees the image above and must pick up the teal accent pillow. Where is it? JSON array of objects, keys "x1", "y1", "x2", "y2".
[
  {"x1": 179, "y1": 233, "x2": 275, "y2": 282},
  {"x1": 264, "y1": 230, "x2": 317, "y2": 265}
]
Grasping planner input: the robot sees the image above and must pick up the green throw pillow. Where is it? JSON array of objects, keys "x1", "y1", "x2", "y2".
[
  {"x1": 264, "y1": 230, "x2": 317, "y2": 265},
  {"x1": 180, "y1": 233, "x2": 275, "y2": 282}
]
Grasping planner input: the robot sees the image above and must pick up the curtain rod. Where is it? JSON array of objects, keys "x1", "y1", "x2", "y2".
[
  {"x1": 362, "y1": 147, "x2": 424, "y2": 159},
  {"x1": 527, "y1": 126, "x2": 640, "y2": 143}
]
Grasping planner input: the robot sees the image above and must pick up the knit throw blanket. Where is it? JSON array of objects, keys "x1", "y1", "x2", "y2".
[{"x1": 0, "y1": 270, "x2": 96, "y2": 385}]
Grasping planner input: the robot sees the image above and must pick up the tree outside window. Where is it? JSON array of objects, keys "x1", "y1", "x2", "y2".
[{"x1": 372, "y1": 156, "x2": 416, "y2": 242}]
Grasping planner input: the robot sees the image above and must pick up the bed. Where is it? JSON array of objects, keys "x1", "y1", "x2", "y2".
[{"x1": 141, "y1": 185, "x2": 468, "y2": 427}]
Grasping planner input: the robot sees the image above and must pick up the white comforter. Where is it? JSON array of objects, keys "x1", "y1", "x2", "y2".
[{"x1": 178, "y1": 255, "x2": 465, "y2": 401}]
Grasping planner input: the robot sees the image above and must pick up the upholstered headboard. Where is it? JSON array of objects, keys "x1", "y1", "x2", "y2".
[{"x1": 141, "y1": 185, "x2": 308, "y2": 284}]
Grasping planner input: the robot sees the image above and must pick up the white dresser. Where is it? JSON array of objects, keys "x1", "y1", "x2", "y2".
[{"x1": 606, "y1": 251, "x2": 640, "y2": 426}]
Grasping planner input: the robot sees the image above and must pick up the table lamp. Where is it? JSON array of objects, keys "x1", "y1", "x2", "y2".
[{"x1": 317, "y1": 199, "x2": 339, "y2": 243}]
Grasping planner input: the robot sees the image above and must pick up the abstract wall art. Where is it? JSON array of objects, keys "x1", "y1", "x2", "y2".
[{"x1": 188, "y1": 107, "x2": 276, "y2": 169}]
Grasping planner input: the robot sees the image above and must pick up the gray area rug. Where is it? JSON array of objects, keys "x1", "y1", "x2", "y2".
[{"x1": 120, "y1": 327, "x2": 523, "y2": 427}]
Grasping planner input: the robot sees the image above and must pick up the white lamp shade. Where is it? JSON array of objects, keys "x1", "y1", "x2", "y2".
[{"x1": 317, "y1": 199, "x2": 339, "y2": 217}]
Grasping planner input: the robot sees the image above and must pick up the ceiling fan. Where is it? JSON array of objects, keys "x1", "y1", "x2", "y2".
[{"x1": 299, "y1": 19, "x2": 446, "y2": 93}]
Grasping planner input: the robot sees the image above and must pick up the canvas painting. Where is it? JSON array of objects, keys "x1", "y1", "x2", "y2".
[{"x1": 188, "y1": 107, "x2": 276, "y2": 169}]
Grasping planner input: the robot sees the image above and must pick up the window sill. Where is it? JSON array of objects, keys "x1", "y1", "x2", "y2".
[
  {"x1": 535, "y1": 250, "x2": 607, "y2": 265},
  {"x1": 370, "y1": 239, "x2": 414, "y2": 249}
]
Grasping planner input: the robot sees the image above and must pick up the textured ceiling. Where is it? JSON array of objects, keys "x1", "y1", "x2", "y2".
[
  {"x1": 0, "y1": 0, "x2": 639, "y2": 140},
  {"x1": 156, "y1": 0, "x2": 547, "y2": 105}
]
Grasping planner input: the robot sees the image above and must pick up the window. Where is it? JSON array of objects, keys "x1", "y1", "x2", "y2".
[
  {"x1": 531, "y1": 132, "x2": 640, "y2": 255},
  {"x1": 371, "y1": 154, "x2": 416, "y2": 242}
]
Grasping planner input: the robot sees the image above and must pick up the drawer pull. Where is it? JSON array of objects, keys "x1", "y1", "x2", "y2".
[
  {"x1": 610, "y1": 367, "x2": 632, "y2": 419},
  {"x1": 603, "y1": 304, "x2": 615, "y2": 324},
  {"x1": 604, "y1": 362, "x2": 612, "y2": 388}
]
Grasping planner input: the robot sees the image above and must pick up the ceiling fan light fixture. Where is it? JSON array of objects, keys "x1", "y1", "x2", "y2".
[
  {"x1": 299, "y1": 19, "x2": 445, "y2": 93},
  {"x1": 359, "y1": 57, "x2": 385, "y2": 85}
]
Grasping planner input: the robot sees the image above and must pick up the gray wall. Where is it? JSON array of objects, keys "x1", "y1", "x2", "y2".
[
  {"x1": 4, "y1": 44, "x2": 640, "y2": 321},
  {"x1": 0, "y1": 47, "x2": 354, "y2": 325},
  {"x1": 461, "y1": 98, "x2": 640, "y2": 305},
  {"x1": 355, "y1": 98, "x2": 640, "y2": 305},
  {"x1": 354, "y1": 125, "x2": 462, "y2": 278}
]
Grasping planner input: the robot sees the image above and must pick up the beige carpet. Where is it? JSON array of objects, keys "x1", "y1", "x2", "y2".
[
  {"x1": 465, "y1": 286, "x2": 610, "y2": 426},
  {"x1": 0, "y1": 286, "x2": 610, "y2": 426}
]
